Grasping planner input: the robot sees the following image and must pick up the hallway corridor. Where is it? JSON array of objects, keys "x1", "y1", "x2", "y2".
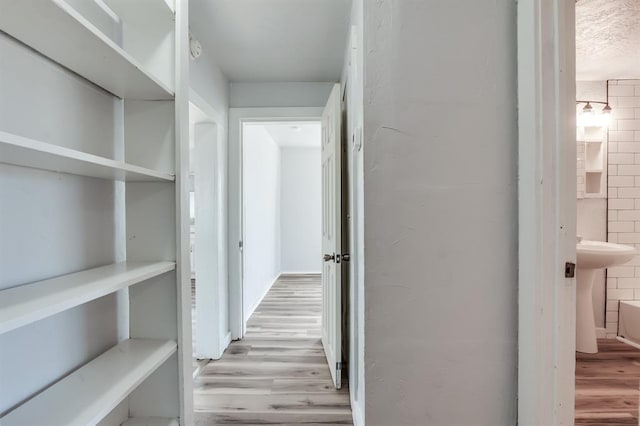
[{"x1": 193, "y1": 274, "x2": 352, "y2": 425}]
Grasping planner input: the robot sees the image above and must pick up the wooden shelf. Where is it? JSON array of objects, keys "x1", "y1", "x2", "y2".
[
  {"x1": 0, "y1": 0, "x2": 174, "y2": 100},
  {"x1": 0, "y1": 339, "x2": 177, "y2": 425},
  {"x1": 0, "y1": 131, "x2": 175, "y2": 182},
  {"x1": 122, "y1": 417, "x2": 180, "y2": 426},
  {"x1": 0, "y1": 261, "x2": 176, "y2": 335}
]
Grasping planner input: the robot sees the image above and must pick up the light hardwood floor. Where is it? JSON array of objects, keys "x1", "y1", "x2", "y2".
[
  {"x1": 575, "y1": 339, "x2": 640, "y2": 425},
  {"x1": 194, "y1": 274, "x2": 353, "y2": 425}
]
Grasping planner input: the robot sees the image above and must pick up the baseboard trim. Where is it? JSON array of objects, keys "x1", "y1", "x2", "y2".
[
  {"x1": 192, "y1": 358, "x2": 210, "y2": 379},
  {"x1": 218, "y1": 332, "x2": 232, "y2": 358},
  {"x1": 351, "y1": 396, "x2": 364, "y2": 426},
  {"x1": 280, "y1": 271, "x2": 321, "y2": 277},
  {"x1": 245, "y1": 274, "x2": 280, "y2": 323}
]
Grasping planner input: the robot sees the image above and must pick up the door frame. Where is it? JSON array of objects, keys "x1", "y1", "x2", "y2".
[
  {"x1": 189, "y1": 89, "x2": 229, "y2": 359},
  {"x1": 517, "y1": 0, "x2": 576, "y2": 424},
  {"x1": 228, "y1": 107, "x2": 324, "y2": 340}
]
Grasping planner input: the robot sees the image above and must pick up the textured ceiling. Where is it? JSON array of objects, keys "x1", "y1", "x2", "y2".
[
  {"x1": 576, "y1": 0, "x2": 640, "y2": 80},
  {"x1": 190, "y1": 0, "x2": 351, "y2": 82}
]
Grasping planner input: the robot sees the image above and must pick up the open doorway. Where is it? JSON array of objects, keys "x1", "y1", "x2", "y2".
[
  {"x1": 193, "y1": 90, "x2": 352, "y2": 422},
  {"x1": 517, "y1": 1, "x2": 640, "y2": 424},
  {"x1": 230, "y1": 85, "x2": 345, "y2": 389},
  {"x1": 241, "y1": 120, "x2": 323, "y2": 331},
  {"x1": 573, "y1": 1, "x2": 640, "y2": 424}
]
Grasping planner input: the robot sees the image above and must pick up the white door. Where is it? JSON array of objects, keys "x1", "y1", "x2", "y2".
[{"x1": 321, "y1": 83, "x2": 342, "y2": 389}]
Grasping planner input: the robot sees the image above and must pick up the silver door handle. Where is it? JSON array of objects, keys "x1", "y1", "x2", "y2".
[{"x1": 323, "y1": 253, "x2": 335, "y2": 262}]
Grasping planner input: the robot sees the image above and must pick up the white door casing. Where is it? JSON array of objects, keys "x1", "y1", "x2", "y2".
[
  {"x1": 321, "y1": 83, "x2": 343, "y2": 389},
  {"x1": 228, "y1": 107, "x2": 324, "y2": 341},
  {"x1": 190, "y1": 91, "x2": 229, "y2": 360},
  {"x1": 517, "y1": 0, "x2": 576, "y2": 424},
  {"x1": 194, "y1": 121, "x2": 219, "y2": 359}
]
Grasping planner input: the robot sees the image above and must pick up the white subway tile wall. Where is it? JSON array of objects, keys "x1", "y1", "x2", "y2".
[{"x1": 606, "y1": 79, "x2": 640, "y2": 338}]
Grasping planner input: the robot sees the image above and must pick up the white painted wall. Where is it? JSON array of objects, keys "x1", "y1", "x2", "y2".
[
  {"x1": 243, "y1": 125, "x2": 282, "y2": 321},
  {"x1": 193, "y1": 122, "x2": 224, "y2": 358},
  {"x1": 280, "y1": 147, "x2": 322, "y2": 273},
  {"x1": 0, "y1": 31, "x2": 123, "y2": 414},
  {"x1": 230, "y1": 82, "x2": 333, "y2": 108},
  {"x1": 363, "y1": 1, "x2": 518, "y2": 425},
  {"x1": 189, "y1": 33, "x2": 231, "y2": 341},
  {"x1": 190, "y1": 33, "x2": 230, "y2": 116}
]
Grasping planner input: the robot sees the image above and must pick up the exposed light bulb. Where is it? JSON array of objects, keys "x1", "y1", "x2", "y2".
[
  {"x1": 601, "y1": 104, "x2": 612, "y2": 127},
  {"x1": 580, "y1": 102, "x2": 595, "y2": 127}
]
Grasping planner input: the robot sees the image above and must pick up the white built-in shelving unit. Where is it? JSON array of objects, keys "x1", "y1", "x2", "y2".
[
  {"x1": 0, "y1": 0, "x2": 174, "y2": 100},
  {"x1": 578, "y1": 123, "x2": 607, "y2": 198},
  {"x1": 0, "y1": 131, "x2": 176, "y2": 182},
  {"x1": 2, "y1": 339, "x2": 177, "y2": 425},
  {"x1": 0, "y1": 0, "x2": 191, "y2": 424},
  {"x1": 0, "y1": 262, "x2": 176, "y2": 335}
]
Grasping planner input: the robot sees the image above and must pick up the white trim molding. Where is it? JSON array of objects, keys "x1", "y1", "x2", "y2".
[
  {"x1": 351, "y1": 398, "x2": 364, "y2": 426},
  {"x1": 517, "y1": 1, "x2": 576, "y2": 425},
  {"x1": 189, "y1": 91, "x2": 229, "y2": 361},
  {"x1": 228, "y1": 107, "x2": 324, "y2": 340},
  {"x1": 189, "y1": 88, "x2": 224, "y2": 125},
  {"x1": 243, "y1": 274, "x2": 280, "y2": 332}
]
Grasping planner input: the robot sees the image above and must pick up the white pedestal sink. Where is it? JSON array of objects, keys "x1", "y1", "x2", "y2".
[{"x1": 576, "y1": 240, "x2": 636, "y2": 353}]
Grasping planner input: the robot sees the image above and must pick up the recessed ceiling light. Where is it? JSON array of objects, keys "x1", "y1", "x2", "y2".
[{"x1": 290, "y1": 125, "x2": 301, "y2": 131}]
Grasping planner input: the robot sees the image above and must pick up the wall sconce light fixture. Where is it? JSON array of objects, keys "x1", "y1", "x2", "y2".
[{"x1": 577, "y1": 100, "x2": 612, "y2": 127}]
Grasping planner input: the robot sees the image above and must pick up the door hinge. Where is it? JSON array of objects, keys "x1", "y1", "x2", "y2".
[
  {"x1": 336, "y1": 361, "x2": 342, "y2": 372},
  {"x1": 565, "y1": 262, "x2": 576, "y2": 278},
  {"x1": 239, "y1": 240, "x2": 243, "y2": 251}
]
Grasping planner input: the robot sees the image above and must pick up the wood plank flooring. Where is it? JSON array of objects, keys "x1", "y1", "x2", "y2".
[
  {"x1": 194, "y1": 274, "x2": 352, "y2": 425},
  {"x1": 576, "y1": 339, "x2": 640, "y2": 425}
]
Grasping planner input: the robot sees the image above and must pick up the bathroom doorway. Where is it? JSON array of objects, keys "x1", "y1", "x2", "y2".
[
  {"x1": 573, "y1": 1, "x2": 640, "y2": 424},
  {"x1": 517, "y1": 1, "x2": 640, "y2": 424}
]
